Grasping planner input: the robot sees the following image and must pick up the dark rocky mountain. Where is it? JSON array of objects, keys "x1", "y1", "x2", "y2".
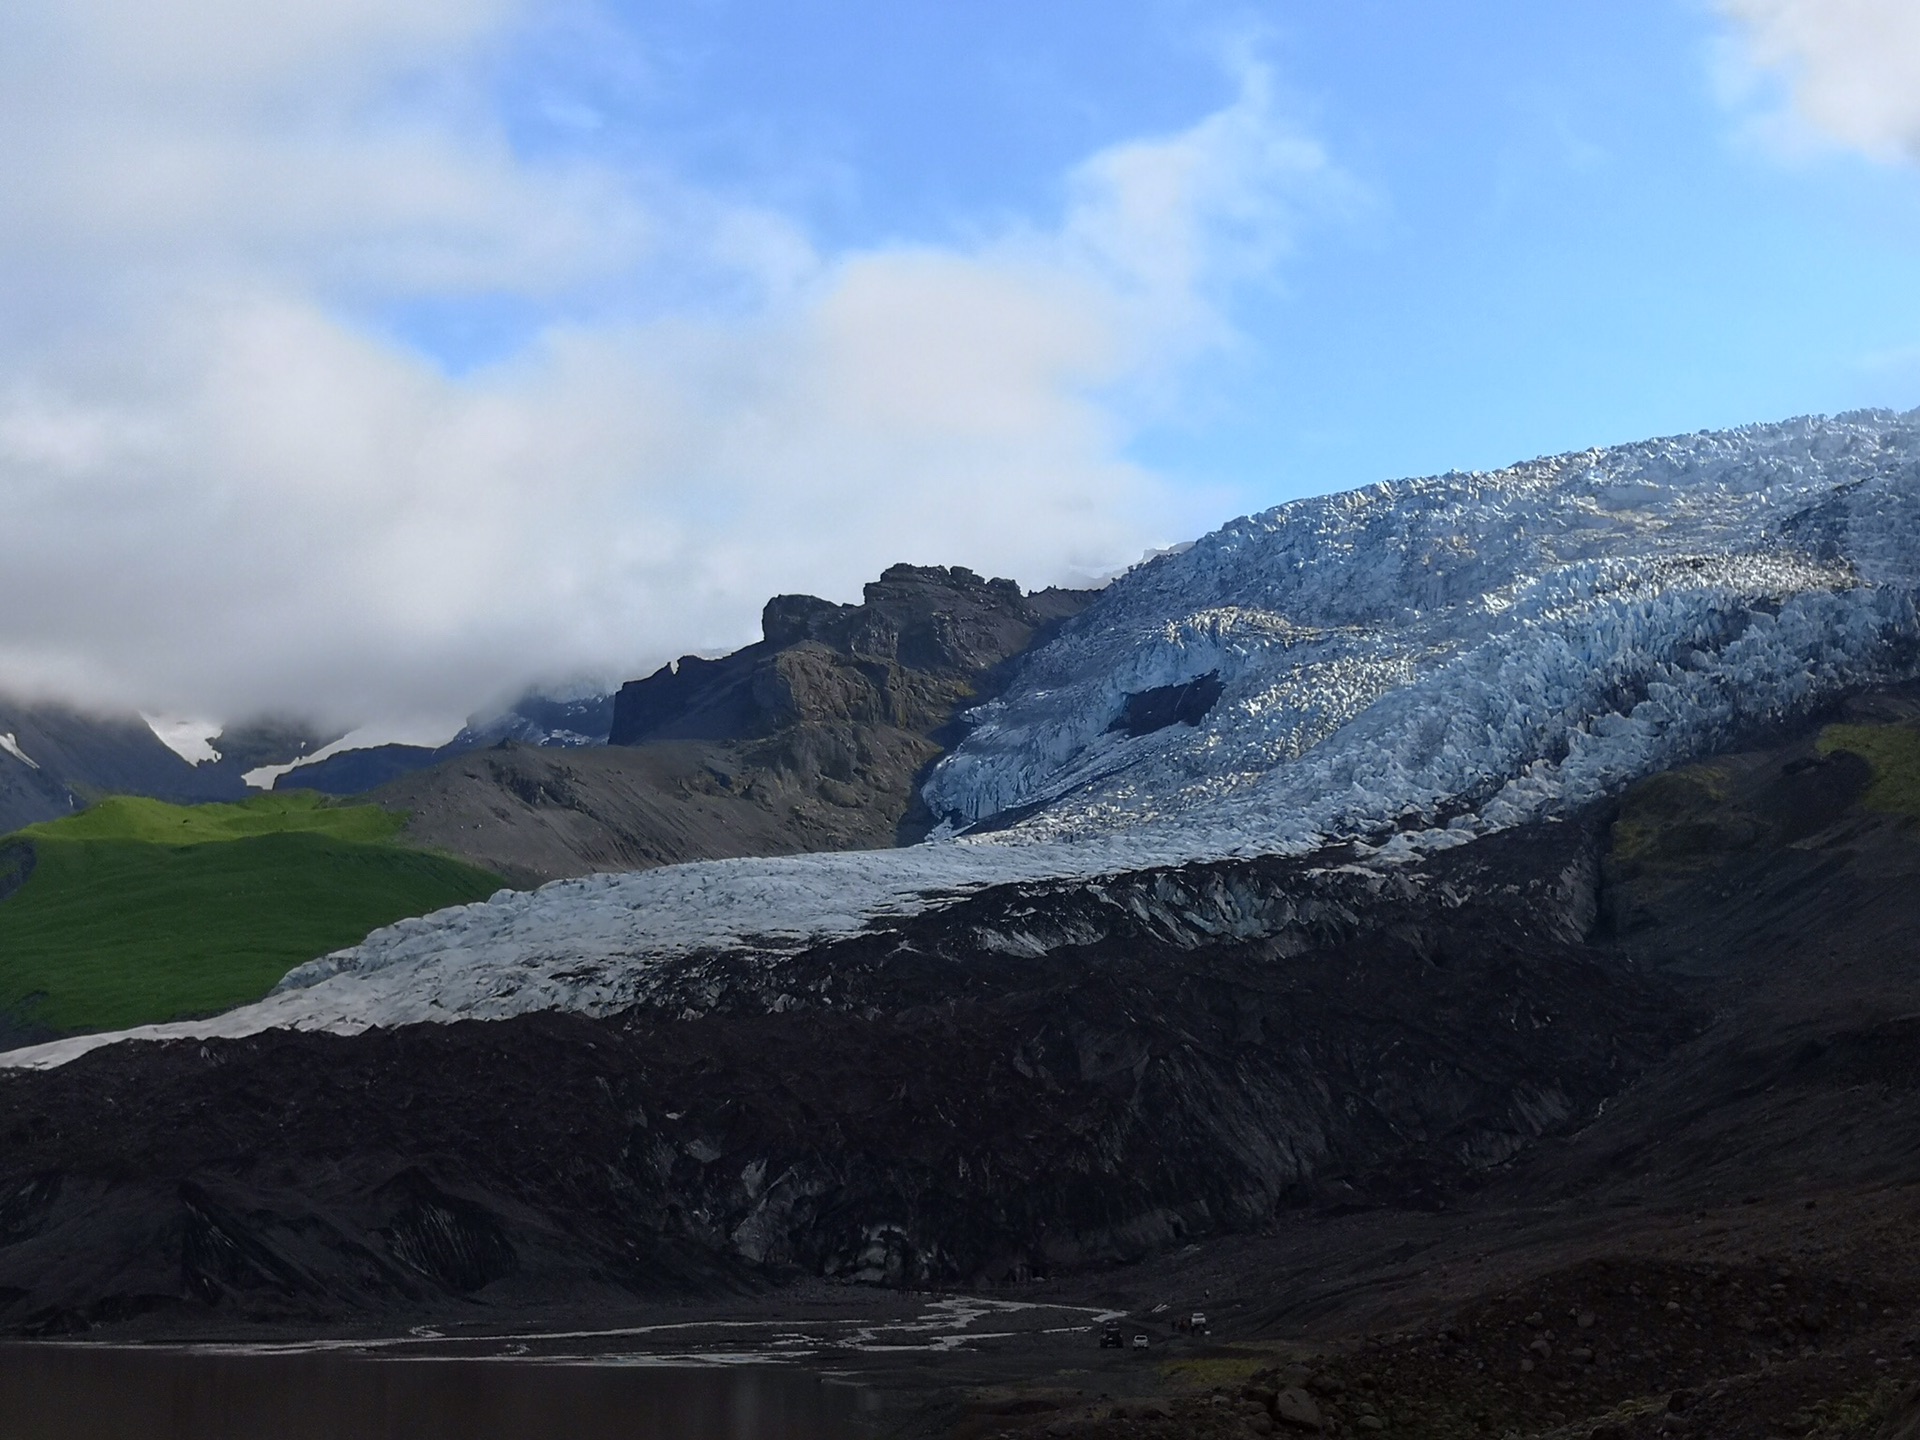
[
  {"x1": 272, "y1": 742, "x2": 440, "y2": 796},
  {"x1": 276, "y1": 690, "x2": 617, "y2": 796},
  {"x1": 608, "y1": 564, "x2": 1089, "y2": 749},
  {"x1": 0, "y1": 702, "x2": 330, "y2": 834},
  {"x1": 358, "y1": 565, "x2": 1092, "y2": 884}
]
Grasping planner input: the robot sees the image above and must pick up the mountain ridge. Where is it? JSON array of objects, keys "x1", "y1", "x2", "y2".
[
  {"x1": 353, "y1": 564, "x2": 1093, "y2": 884},
  {"x1": 269, "y1": 689, "x2": 617, "y2": 796},
  {"x1": 0, "y1": 705, "x2": 329, "y2": 835}
]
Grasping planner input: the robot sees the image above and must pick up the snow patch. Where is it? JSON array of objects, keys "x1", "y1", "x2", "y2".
[
  {"x1": 142, "y1": 715, "x2": 220, "y2": 766},
  {"x1": 0, "y1": 733, "x2": 39, "y2": 769},
  {"x1": 242, "y1": 719, "x2": 458, "y2": 789}
]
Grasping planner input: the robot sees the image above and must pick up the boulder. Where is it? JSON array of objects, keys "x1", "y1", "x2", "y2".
[{"x1": 1273, "y1": 1387, "x2": 1324, "y2": 1431}]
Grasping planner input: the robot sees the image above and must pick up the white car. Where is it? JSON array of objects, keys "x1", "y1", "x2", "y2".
[{"x1": 1132, "y1": 1334, "x2": 1150, "y2": 1349}]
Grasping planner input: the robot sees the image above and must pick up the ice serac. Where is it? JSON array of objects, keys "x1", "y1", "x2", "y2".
[
  {"x1": 925, "y1": 409, "x2": 1920, "y2": 851},
  {"x1": 8, "y1": 409, "x2": 1920, "y2": 1065}
]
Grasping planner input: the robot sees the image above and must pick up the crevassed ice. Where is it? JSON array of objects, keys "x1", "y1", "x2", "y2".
[
  {"x1": 8, "y1": 409, "x2": 1920, "y2": 1068},
  {"x1": 924, "y1": 408, "x2": 1920, "y2": 844}
]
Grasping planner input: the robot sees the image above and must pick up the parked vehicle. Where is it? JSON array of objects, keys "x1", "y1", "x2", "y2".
[
  {"x1": 1099, "y1": 1321, "x2": 1123, "y2": 1349},
  {"x1": 1131, "y1": 1334, "x2": 1150, "y2": 1349},
  {"x1": 1190, "y1": 1311, "x2": 1209, "y2": 1334}
]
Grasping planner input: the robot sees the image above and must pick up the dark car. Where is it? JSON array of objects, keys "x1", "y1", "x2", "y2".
[{"x1": 1099, "y1": 1321, "x2": 1124, "y2": 1349}]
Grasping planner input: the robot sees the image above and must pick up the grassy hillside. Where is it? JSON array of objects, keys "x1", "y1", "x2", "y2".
[
  {"x1": 0, "y1": 794, "x2": 504, "y2": 1035},
  {"x1": 1817, "y1": 722, "x2": 1920, "y2": 815}
]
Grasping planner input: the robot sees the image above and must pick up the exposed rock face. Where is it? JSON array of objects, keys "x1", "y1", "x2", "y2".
[
  {"x1": 378, "y1": 566, "x2": 1090, "y2": 884},
  {"x1": 611, "y1": 564, "x2": 1087, "y2": 747}
]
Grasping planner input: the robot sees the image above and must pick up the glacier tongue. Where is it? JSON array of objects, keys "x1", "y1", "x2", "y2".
[{"x1": 8, "y1": 408, "x2": 1920, "y2": 1069}]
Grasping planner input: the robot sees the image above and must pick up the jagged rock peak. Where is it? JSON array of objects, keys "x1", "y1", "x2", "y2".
[
  {"x1": 760, "y1": 564, "x2": 1041, "y2": 650},
  {"x1": 611, "y1": 564, "x2": 1092, "y2": 747}
]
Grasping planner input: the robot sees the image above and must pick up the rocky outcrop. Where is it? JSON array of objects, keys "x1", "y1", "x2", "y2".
[
  {"x1": 611, "y1": 564, "x2": 1087, "y2": 747},
  {"x1": 377, "y1": 566, "x2": 1091, "y2": 884}
]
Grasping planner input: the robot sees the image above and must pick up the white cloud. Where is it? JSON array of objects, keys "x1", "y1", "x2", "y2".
[
  {"x1": 1717, "y1": 0, "x2": 1920, "y2": 161},
  {"x1": 0, "y1": 0, "x2": 1340, "y2": 732}
]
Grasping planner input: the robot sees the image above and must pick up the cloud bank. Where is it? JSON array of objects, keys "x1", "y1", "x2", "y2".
[
  {"x1": 0, "y1": 0, "x2": 1341, "y2": 732},
  {"x1": 1717, "y1": 0, "x2": 1920, "y2": 161}
]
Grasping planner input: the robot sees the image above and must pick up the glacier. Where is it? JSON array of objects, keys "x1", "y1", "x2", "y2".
[
  {"x1": 923, "y1": 409, "x2": 1920, "y2": 848},
  {"x1": 8, "y1": 408, "x2": 1920, "y2": 1069}
]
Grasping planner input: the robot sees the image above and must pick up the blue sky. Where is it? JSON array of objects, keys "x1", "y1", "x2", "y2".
[
  {"x1": 0, "y1": 0, "x2": 1917, "y2": 727},
  {"x1": 469, "y1": 0, "x2": 1920, "y2": 497}
]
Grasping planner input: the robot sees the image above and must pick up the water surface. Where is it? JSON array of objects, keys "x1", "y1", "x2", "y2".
[{"x1": 0, "y1": 1344, "x2": 867, "y2": 1440}]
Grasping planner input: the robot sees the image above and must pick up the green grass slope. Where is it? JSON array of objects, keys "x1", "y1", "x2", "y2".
[
  {"x1": 0, "y1": 794, "x2": 504, "y2": 1035},
  {"x1": 1817, "y1": 722, "x2": 1920, "y2": 815}
]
